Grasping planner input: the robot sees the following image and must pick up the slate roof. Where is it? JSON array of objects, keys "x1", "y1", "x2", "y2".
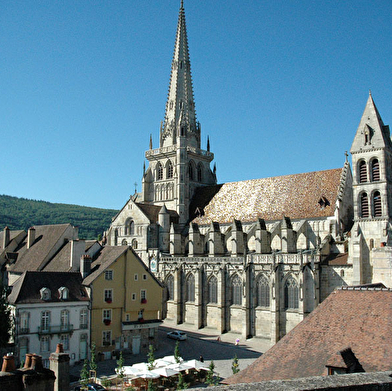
[
  {"x1": 322, "y1": 252, "x2": 349, "y2": 265},
  {"x1": 136, "y1": 203, "x2": 179, "y2": 224},
  {"x1": 8, "y1": 224, "x2": 74, "y2": 273},
  {"x1": 190, "y1": 168, "x2": 344, "y2": 225},
  {"x1": 224, "y1": 287, "x2": 392, "y2": 384},
  {"x1": 82, "y1": 246, "x2": 128, "y2": 285},
  {"x1": 8, "y1": 271, "x2": 88, "y2": 304},
  {"x1": 0, "y1": 229, "x2": 25, "y2": 251}
]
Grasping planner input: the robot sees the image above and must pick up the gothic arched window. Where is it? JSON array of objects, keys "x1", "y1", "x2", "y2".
[
  {"x1": 371, "y1": 159, "x2": 380, "y2": 182},
  {"x1": 186, "y1": 274, "x2": 195, "y2": 302},
  {"x1": 284, "y1": 276, "x2": 299, "y2": 309},
  {"x1": 359, "y1": 160, "x2": 367, "y2": 183},
  {"x1": 231, "y1": 275, "x2": 242, "y2": 306},
  {"x1": 373, "y1": 191, "x2": 382, "y2": 217},
  {"x1": 361, "y1": 192, "x2": 369, "y2": 218},
  {"x1": 256, "y1": 275, "x2": 270, "y2": 307},
  {"x1": 188, "y1": 162, "x2": 194, "y2": 181},
  {"x1": 114, "y1": 229, "x2": 118, "y2": 246},
  {"x1": 197, "y1": 163, "x2": 203, "y2": 182},
  {"x1": 157, "y1": 163, "x2": 163, "y2": 180},
  {"x1": 167, "y1": 160, "x2": 174, "y2": 179},
  {"x1": 208, "y1": 276, "x2": 218, "y2": 304},
  {"x1": 166, "y1": 275, "x2": 174, "y2": 301}
]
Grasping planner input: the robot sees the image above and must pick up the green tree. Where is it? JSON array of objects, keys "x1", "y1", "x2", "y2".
[
  {"x1": 80, "y1": 359, "x2": 90, "y2": 389},
  {"x1": 90, "y1": 342, "x2": 97, "y2": 373},
  {"x1": 231, "y1": 354, "x2": 240, "y2": 374},
  {"x1": 174, "y1": 340, "x2": 181, "y2": 363},
  {"x1": 117, "y1": 351, "x2": 125, "y2": 380},
  {"x1": 177, "y1": 372, "x2": 188, "y2": 389},
  {"x1": 205, "y1": 360, "x2": 219, "y2": 386},
  {"x1": 147, "y1": 379, "x2": 156, "y2": 391},
  {"x1": 0, "y1": 281, "x2": 11, "y2": 348},
  {"x1": 147, "y1": 344, "x2": 155, "y2": 370}
]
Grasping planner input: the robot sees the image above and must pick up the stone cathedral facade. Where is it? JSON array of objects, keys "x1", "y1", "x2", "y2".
[{"x1": 106, "y1": 2, "x2": 392, "y2": 345}]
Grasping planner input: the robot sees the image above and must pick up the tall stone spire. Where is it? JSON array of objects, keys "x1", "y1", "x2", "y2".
[{"x1": 161, "y1": 0, "x2": 199, "y2": 149}]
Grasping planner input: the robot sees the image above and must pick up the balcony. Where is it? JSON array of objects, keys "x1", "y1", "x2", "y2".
[
  {"x1": 38, "y1": 324, "x2": 74, "y2": 335},
  {"x1": 19, "y1": 327, "x2": 29, "y2": 334}
]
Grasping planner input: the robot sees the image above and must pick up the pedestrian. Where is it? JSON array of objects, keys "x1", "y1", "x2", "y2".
[
  {"x1": 217, "y1": 335, "x2": 221, "y2": 342},
  {"x1": 235, "y1": 338, "x2": 240, "y2": 346},
  {"x1": 199, "y1": 355, "x2": 204, "y2": 363}
]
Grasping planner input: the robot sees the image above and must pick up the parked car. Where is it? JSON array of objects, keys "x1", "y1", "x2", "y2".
[
  {"x1": 167, "y1": 330, "x2": 187, "y2": 340},
  {"x1": 74, "y1": 383, "x2": 107, "y2": 391}
]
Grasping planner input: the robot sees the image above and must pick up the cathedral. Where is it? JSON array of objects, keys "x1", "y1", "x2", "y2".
[{"x1": 106, "y1": 1, "x2": 392, "y2": 345}]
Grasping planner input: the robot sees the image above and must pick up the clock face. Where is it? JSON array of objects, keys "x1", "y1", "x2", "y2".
[{"x1": 150, "y1": 258, "x2": 157, "y2": 272}]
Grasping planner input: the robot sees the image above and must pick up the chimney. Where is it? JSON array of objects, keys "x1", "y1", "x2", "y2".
[
  {"x1": 1, "y1": 354, "x2": 16, "y2": 372},
  {"x1": 24, "y1": 353, "x2": 33, "y2": 368},
  {"x1": 80, "y1": 254, "x2": 92, "y2": 278},
  {"x1": 27, "y1": 227, "x2": 36, "y2": 249},
  {"x1": 3, "y1": 226, "x2": 10, "y2": 249},
  {"x1": 56, "y1": 343, "x2": 64, "y2": 353},
  {"x1": 31, "y1": 354, "x2": 44, "y2": 372},
  {"x1": 70, "y1": 240, "x2": 85, "y2": 271}
]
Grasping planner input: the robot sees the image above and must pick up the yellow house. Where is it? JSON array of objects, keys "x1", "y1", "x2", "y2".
[{"x1": 82, "y1": 246, "x2": 163, "y2": 356}]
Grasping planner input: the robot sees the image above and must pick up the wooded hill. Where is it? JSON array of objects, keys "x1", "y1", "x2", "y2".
[{"x1": 0, "y1": 195, "x2": 118, "y2": 240}]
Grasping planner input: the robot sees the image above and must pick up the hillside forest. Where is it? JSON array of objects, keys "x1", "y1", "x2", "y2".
[{"x1": 0, "y1": 195, "x2": 118, "y2": 240}]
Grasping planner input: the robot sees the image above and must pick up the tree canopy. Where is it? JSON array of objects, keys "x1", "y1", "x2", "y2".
[{"x1": 0, "y1": 194, "x2": 117, "y2": 240}]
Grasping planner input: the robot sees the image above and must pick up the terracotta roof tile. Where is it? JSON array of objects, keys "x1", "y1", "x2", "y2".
[
  {"x1": 191, "y1": 168, "x2": 343, "y2": 225},
  {"x1": 224, "y1": 288, "x2": 392, "y2": 384}
]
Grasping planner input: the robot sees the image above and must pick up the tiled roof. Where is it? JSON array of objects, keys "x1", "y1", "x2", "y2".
[
  {"x1": 82, "y1": 246, "x2": 128, "y2": 285},
  {"x1": 42, "y1": 241, "x2": 72, "y2": 272},
  {"x1": 137, "y1": 203, "x2": 179, "y2": 224},
  {"x1": 8, "y1": 271, "x2": 88, "y2": 304},
  {"x1": 8, "y1": 224, "x2": 74, "y2": 273},
  {"x1": 224, "y1": 287, "x2": 392, "y2": 384},
  {"x1": 0, "y1": 229, "x2": 25, "y2": 251},
  {"x1": 322, "y1": 252, "x2": 349, "y2": 265},
  {"x1": 191, "y1": 168, "x2": 344, "y2": 225}
]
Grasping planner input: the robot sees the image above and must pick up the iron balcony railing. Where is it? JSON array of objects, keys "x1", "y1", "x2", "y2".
[{"x1": 38, "y1": 324, "x2": 74, "y2": 335}]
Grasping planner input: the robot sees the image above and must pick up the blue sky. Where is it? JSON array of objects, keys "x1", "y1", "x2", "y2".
[{"x1": 1, "y1": 0, "x2": 391, "y2": 210}]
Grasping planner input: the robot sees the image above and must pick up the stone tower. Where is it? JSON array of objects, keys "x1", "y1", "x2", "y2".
[
  {"x1": 141, "y1": 0, "x2": 216, "y2": 227},
  {"x1": 350, "y1": 92, "x2": 392, "y2": 284}
]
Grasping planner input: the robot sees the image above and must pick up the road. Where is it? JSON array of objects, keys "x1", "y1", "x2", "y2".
[{"x1": 70, "y1": 323, "x2": 266, "y2": 384}]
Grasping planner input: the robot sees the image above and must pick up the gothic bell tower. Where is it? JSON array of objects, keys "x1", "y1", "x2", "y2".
[
  {"x1": 141, "y1": 0, "x2": 216, "y2": 227},
  {"x1": 350, "y1": 92, "x2": 392, "y2": 283}
]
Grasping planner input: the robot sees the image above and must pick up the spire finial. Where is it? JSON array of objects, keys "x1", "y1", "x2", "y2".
[
  {"x1": 181, "y1": 0, "x2": 184, "y2": 9},
  {"x1": 207, "y1": 136, "x2": 210, "y2": 152},
  {"x1": 345, "y1": 151, "x2": 348, "y2": 162},
  {"x1": 149, "y1": 134, "x2": 153, "y2": 149},
  {"x1": 369, "y1": 89, "x2": 372, "y2": 97}
]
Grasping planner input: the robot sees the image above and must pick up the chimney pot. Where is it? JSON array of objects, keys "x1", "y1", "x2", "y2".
[
  {"x1": 56, "y1": 343, "x2": 64, "y2": 353},
  {"x1": 1, "y1": 354, "x2": 16, "y2": 372},
  {"x1": 31, "y1": 354, "x2": 43, "y2": 372},
  {"x1": 24, "y1": 353, "x2": 33, "y2": 368}
]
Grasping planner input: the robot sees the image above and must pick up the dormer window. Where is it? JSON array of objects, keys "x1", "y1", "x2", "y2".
[
  {"x1": 40, "y1": 288, "x2": 51, "y2": 301},
  {"x1": 58, "y1": 287, "x2": 69, "y2": 300}
]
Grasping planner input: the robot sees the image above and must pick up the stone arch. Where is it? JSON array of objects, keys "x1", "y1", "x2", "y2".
[
  {"x1": 125, "y1": 218, "x2": 134, "y2": 235},
  {"x1": 197, "y1": 162, "x2": 203, "y2": 182},
  {"x1": 255, "y1": 274, "x2": 270, "y2": 307},
  {"x1": 372, "y1": 190, "x2": 382, "y2": 217},
  {"x1": 360, "y1": 191, "x2": 369, "y2": 218},
  {"x1": 156, "y1": 162, "x2": 163, "y2": 180},
  {"x1": 188, "y1": 160, "x2": 196, "y2": 181}
]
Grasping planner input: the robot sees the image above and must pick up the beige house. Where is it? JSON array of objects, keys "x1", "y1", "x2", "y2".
[{"x1": 82, "y1": 246, "x2": 163, "y2": 357}]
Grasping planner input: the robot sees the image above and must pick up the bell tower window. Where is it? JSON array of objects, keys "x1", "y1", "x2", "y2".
[
  {"x1": 359, "y1": 160, "x2": 367, "y2": 183},
  {"x1": 360, "y1": 192, "x2": 369, "y2": 218},
  {"x1": 371, "y1": 159, "x2": 380, "y2": 181},
  {"x1": 373, "y1": 191, "x2": 382, "y2": 217}
]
